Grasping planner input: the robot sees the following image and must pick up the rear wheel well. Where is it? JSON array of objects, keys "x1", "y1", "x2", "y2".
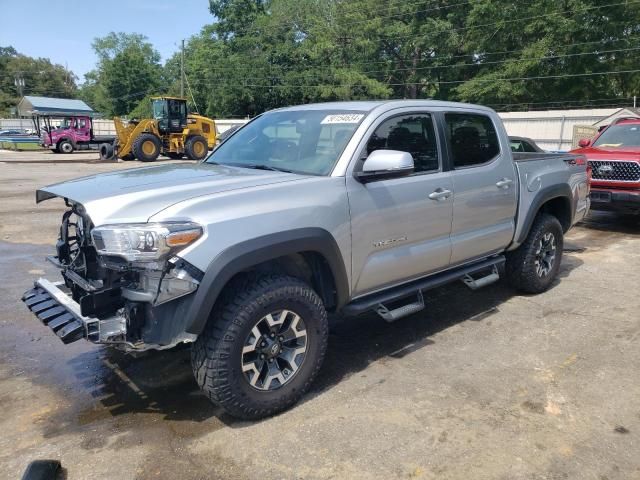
[
  {"x1": 216, "y1": 252, "x2": 338, "y2": 312},
  {"x1": 539, "y1": 196, "x2": 572, "y2": 232}
]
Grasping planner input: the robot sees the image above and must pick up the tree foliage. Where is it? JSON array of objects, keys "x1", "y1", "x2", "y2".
[
  {"x1": 160, "y1": 0, "x2": 639, "y2": 118},
  {"x1": 0, "y1": 46, "x2": 77, "y2": 116},
  {"x1": 79, "y1": 32, "x2": 164, "y2": 116},
  {"x1": 2, "y1": 1, "x2": 639, "y2": 119}
]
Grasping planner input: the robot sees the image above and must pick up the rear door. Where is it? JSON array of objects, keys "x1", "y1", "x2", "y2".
[
  {"x1": 346, "y1": 110, "x2": 453, "y2": 297},
  {"x1": 443, "y1": 112, "x2": 518, "y2": 264}
]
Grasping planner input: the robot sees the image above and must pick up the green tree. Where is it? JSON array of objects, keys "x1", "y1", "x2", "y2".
[
  {"x1": 80, "y1": 32, "x2": 164, "y2": 116},
  {"x1": 0, "y1": 46, "x2": 77, "y2": 116},
  {"x1": 85, "y1": 0, "x2": 640, "y2": 118},
  {"x1": 454, "y1": 0, "x2": 640, "y2": 108}
]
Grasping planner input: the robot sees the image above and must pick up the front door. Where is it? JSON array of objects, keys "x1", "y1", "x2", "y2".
[
  {"x1": 443, "y1": 112, "x2": 518, "y2": 264},
  {"x1": 74, "y1": 117, "x2": 90, "y2": 142},
  {"x1": 347, "y1": 112, "x2": 453, "y2": 297}
]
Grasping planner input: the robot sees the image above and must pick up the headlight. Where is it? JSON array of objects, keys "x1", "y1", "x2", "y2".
[{"x1": 91, "y1": 222, "x2": 203, "y2": 263}]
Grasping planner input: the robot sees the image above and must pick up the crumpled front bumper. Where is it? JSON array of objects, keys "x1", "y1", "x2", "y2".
[{"x1": 22, "y1": 278, "x2": 126, "y2": 345}]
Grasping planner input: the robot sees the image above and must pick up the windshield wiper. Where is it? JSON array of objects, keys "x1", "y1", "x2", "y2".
[{"x1": 228, "y1": 163, "x2": 294, "y2": 173}]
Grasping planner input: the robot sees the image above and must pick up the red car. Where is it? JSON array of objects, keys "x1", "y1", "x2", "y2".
[{"x1": 571, "y1": 117, "x2": 640, "y2": 215}]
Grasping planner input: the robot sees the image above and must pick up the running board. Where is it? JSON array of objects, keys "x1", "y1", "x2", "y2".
[
  {"x1": 342, "y1": 256, "x2": 505, "y2": 318},
  {"x1": 462, "y1": 265, "x2": 500, "y2": 290},
  {"x1": 376, "y1": 291, "x2": 425, "y2": 323}
]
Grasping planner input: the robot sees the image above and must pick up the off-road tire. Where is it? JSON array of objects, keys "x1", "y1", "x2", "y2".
[
  {"x1": 99, "y1": 143, "x2": 114, "y2": 161},
  {"x1": 132, "y1": 133, "x2": 161, "y2": 162},
  {"x1": 191, "y1": 275, "x2": 329, "y2": 420},
  {"x1": 20, "y1": 459, "x2": 61, "y2": 480},
  {"x1": 58, "y1": 139, "x2": 74, "y2": 154},
  {"x1": 185, "y1": 135, "x2": 208, "y2": 160},
  {"x1": 505, "y1": 213, "x2": 564, "y2": 294}
]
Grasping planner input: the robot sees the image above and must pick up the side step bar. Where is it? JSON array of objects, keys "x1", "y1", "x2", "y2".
[
  {"x1": 342, "y1": 255, "x2": 505, "y2": 318},
  {"x1": 376, "y1": 291, "x2": 425, "y2": 323},
  {"x1": 463, "y1": 265, "x2": 500, "y2": 290}
]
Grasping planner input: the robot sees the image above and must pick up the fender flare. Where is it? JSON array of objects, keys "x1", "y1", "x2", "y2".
[
  {"x1": 184, "y1": 228, "x2": 349, "y2": 335},
  {"x1": 57, "y1": 137, "x2": 75, "y2": 148},
  {"x1": 515, "y1": 184, "x2": 574, "y2": 245}
]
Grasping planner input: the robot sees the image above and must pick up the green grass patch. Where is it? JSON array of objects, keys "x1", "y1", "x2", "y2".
[{"x1": 0, "y1": 141, "x2": 44, "y2": 151}]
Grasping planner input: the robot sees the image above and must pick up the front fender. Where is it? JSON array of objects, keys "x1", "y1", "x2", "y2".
[{"x1": 184, "y1": 227, "x2": 349, "y2": 335}]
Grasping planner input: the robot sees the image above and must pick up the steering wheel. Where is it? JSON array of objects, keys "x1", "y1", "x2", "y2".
[{"x1": 269, "y1": 139, "x2": 297, "y2": 161}]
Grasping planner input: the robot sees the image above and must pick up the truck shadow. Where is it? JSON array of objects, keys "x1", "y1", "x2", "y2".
[
  {"x1": 312, "y1": 254, "x2": 583, "y2": 396},
  {"x1": 67, "y1": 253, "x2": 584, "y2": 429}
]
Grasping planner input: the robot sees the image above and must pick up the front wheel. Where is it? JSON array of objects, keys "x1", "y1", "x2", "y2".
[
  {"x1": 505, "y1": 213, "x2": 564, "y2": 294},
  {"x1": 185, "y1": 135, "x2": 208, "y2": 160},
  {"x1": 58, "y1": 140, "x2": 74, "y2": 154},
  {"x1": 132, "y1": 133, "x2": 161, "y2": 162},
  {"x1": 191, "y1": 275, "x2": 329, "y2": 420}
]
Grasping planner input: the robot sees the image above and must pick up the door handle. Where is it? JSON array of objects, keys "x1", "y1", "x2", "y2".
[
  {"x1": 428, "y1": 188, "x2": 452, "y2": 201},
  {"x1": 496, "y1": 178, "x2": 513, "y2": 189}
]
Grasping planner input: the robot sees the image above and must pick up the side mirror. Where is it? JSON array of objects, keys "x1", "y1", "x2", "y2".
[
  {"x1": 355, "y1": 150, "x2": 414, "y2": 183},
  {"x1": 578, "y1": 138, "x2": 591, "y2": 148}
]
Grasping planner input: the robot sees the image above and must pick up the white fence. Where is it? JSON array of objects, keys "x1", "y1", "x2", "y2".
[{"x1": 498, "y1": 109, "x2": 620, "y2": 151}]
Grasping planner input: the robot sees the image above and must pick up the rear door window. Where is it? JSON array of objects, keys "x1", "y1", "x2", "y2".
[{"x1": 445, "y1": 113, "x2": 500, "y2": 168}]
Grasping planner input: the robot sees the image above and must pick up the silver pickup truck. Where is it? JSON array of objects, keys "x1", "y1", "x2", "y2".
[{"x1": 23, "y1": 100, "x2": 590, "y2": 419}]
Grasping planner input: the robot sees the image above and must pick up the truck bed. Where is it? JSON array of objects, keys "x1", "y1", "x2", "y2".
[
  {"x1": 511, "y1": 151, "x2": 590, "y2": 249},
  {"x1": 512, "y1": 152, "x2": 578, "y2": 163}
]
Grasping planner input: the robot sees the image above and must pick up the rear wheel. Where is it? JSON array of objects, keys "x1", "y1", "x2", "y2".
[
  {"x1": 185, "y1": 135, "x2": 208, "y2": 160},
  {"x1": 132, "y1": 133, "x2": 161, "y2": 162},
  {"x1": 58, "y1": 140, "x2": 74, "y2": 154},
  {"x1": 191, "y1": 275, "x2": 329, "y2": 420},
  {"x1": 505, "y1": 213, "x2": 564, "y2": 294}
]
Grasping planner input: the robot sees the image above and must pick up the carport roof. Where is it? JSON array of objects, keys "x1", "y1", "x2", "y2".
[{"x1": 17, "y1": 96, "x2": 101, "y2": 117}]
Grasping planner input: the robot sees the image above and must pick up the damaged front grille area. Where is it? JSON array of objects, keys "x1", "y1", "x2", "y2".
[
  {"x1": 53, "y1": 204, "x2": 129, "y2": 319},
  {"x1": 22, "y1": 287, "x2": 83, "y2": 344},
  {"x1": 22, "y1": 278, "x2": 128, "y2": 345},
  {"x1": 23, "y1": 203, "x2": 203, "y2": 350}
]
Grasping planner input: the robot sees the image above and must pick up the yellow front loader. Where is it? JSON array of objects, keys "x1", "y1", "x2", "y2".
[{"x1": 99, "y1": 96, "x2": 216, "y2": 162}]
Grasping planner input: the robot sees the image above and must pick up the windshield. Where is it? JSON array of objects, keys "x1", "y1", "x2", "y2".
[
  {"x1": 593, "y1": 124, "x2": 640, "y2": 148},
  {"x1": 152, "y1": 99, "x2": 167, "y2": 120},
  {"x1": 206, "y1": 109, "x2": 366, "y2": 175}
]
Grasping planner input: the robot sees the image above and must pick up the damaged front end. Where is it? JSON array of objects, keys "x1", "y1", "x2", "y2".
[{"x1": 22, "y1": 200, "x2": 204, "y2": 351}]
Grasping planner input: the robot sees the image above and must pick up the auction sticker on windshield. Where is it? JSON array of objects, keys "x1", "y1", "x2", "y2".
[{"x1": 321, "y1": 114, "x2": 365, "y2": 124}]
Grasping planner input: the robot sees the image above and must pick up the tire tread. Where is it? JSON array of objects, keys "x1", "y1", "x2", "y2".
[
  {"x1": 191, "y1": 274, "x2": 328, "y2": 420},
  {"x1": 505, "y1": 213, "x2": 564, "y2": 294}
]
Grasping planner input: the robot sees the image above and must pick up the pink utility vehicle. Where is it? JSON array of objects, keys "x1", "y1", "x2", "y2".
[{"x1": 42, "y1": 116, "x2": 115, "y2": 154}]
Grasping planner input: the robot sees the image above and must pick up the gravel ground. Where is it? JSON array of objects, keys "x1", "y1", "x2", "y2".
[{"x1": 0, "y1": 149, "x2": 638, "y2": 480}]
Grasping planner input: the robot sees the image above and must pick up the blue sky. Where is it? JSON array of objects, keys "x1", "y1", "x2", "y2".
[{"x1": 0, "y1": 0, "x2": 212, "y2": 81}]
